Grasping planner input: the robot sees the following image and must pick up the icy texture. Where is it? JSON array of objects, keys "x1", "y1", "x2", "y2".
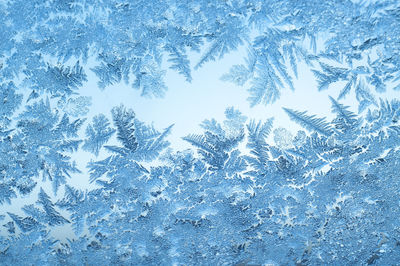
[{"x1": 0, "y1": 0, "x2": 400, "y2": 265}]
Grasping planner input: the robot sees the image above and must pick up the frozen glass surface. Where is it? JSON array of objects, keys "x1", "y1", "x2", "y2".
[{"x1": 0, "y1": 0, "x2": 400, "y2": 265}]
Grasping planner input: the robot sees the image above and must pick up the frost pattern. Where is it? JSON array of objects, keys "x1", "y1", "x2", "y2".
[
  {"x1": 2, "y1": 100, "x2": 400, "y2": 264},
  {"x1": 0, "y1": 0, "x2": 398, "y2": 104},
  {"x1": 0, "y1": 0, "x2": 400, "y2": 265}
]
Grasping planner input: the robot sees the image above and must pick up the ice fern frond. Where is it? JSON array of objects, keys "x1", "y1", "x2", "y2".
[
  {"x1": 91, "y1": 53, "x2": 129, "y2": 89},
  {"x1": 132, "y1": 56, "x2": 167, "y2": 98},
  {"x1": 56, "y1": 185, "x2": 85, "y2": 207},
  {"x1": 246, "y1": 119, "x2": 274, "y2": 149},
  {"x1": 246, "y1": 29, "x2": 300, "y2": 106},
  {"x1": 183, "y1": 129, "x2": 244, "y2": 171},
  {"x1": 338, "y1": 75, "x2": 357, "y2": 100},
  {"x1": 23, "y1": 61, "x2": 87, "y2": 97},
  {"x1": 247, "y1": 56, "x2": 282, "y2": 106},
  {"x1": 111, "y1": 105, "x2": 138, "y2": 152},
  {"x1": 195, "y1": 18, "x2": 247, "y2": 69},
  {"x1": 55, "y1": 114, "x2": 85, "y2": 138},
  {"x1": 311, "y1": 62, "x2": 349, "y2": 91},
  {"x1": 183, "y1": 107, "x2": 246, "y2": 171},
  {"x1": 7, "y1": 213, "x2": 41, "y2": 233},
  {"x1": 329, "y1": 96, "x2": 359, "y2": 130},
  {"x1": 221, "y1": 47, "x2": 256, "y2": 86},
  {"x1": 283, "y1": 108, "x2": 333, "y2": 136},
  {"x1": 165, "y1": 45, "x2": 192, "y2": 82},
  {"x1": 220, "y1": 64, "x2": 251, "y2": 86},
  {"x1": 87, "y1": 156, "x2": 113, "y2": 183},
  {"x1": 146, "y1": 124, "x2": 173, "y2": 154},
  {"x1": 105, "y1": 106, "x2": 172, "y2": 161},
  {"x1": 366, "y1": 99, "x2": 400, "y2": 132},
  {"x1": 37, "y1": 188, "x2": 69, "y2": 226},
  {"x1": 56, "y1": 185, "x2": 86, "y2": 234},
  {"x1": 21, "y1": 189, "x2": 70, "y2": 227},
  {"x1": 246, "y1": 118, "x2": 273, "y2": 171},
  {"x1": 223, "y1": 107, "x2": 248, "y2": 135},
  {"x1": 182, "y1": 134, "x2": 213, "y2": 154},
  {"x1": 83, "y1": 114, "x2": 115, "y2": 156},
  {"x1": 133, "y1": 123, "x2": 173, "y2": 162},
  {"x1": 355, "y1": 79, "x2": 378, "y2": 113}
]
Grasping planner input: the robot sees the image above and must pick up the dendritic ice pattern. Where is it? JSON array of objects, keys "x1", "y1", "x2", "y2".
[{"x1": 0, "y1": 0, "x2": 400, "y2": 265}]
